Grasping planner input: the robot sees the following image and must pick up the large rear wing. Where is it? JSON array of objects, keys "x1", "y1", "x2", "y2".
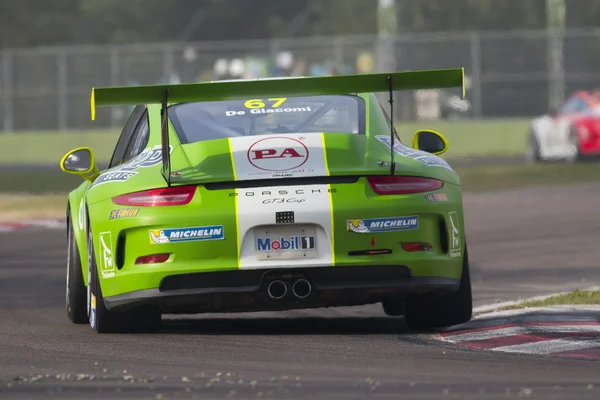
[{"x1": 91, "y1": 68, "x2": 465, "y2": 185}]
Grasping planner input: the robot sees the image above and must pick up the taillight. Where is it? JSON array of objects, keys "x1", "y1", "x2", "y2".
[
  {"x1": 367, "y1": 176, "x2": 443, "y2": 195},
  {"x1": 112, "y1": 186, "x2": 196, "y2": 206},
  {"x1": 401, "y1": 242, "x2": 433, "y2": 252},
  {"x1": 135, "y1": 253, "x2": 171, "y2": 265}
]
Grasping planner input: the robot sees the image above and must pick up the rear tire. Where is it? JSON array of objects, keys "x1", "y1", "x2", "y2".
[
  {"x1": 87, "y1": 227, "x2": 161, "y2": 333},
  {"x1": 404, "y1": 246, "x2": 473, "y2": 331},
  {"x1": 66, "y1": 215, "x2": 87, "y2": 324}
]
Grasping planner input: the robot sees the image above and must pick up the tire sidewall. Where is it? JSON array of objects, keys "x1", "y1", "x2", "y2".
[{"x1": 66, "y1": 216, "x2": 87, "y2": 323}]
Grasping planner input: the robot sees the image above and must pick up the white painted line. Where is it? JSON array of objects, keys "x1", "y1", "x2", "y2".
[
  {"x1": 491, "y1": 338, "x2": 600, "y2": 355},
  {"x1": 474, "y1": 287, "x2": 600, "y2": 315},
  {"x1": 443, "y1": 325, "x2": 600, "y2": 342},
  {"x1": 445, "y1": 311, "x2": 600, "y2": 332}
]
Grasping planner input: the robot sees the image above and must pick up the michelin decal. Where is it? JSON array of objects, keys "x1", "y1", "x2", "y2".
[
  {"x1": 347, "y1": 216, "x2": 418, "y2": 233},
  {"x1": 375, "y1": 135, "x2": 452, "y2": 170},
  {"x1": 91, "y1": 145, "x2": 172, "y2": 187},
  {"x1": 150, "y1": 225, "x2": 224, "y2": 244}
]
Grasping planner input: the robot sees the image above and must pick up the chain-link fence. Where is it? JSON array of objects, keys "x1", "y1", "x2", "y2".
[{"x1": 2, "y1": 29, "x2": 600, "y2": 132}]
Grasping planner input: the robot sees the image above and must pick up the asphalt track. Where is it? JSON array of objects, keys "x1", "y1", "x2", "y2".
[{"x1": 1, "y1": 183, "x2": 600, "y2": 399}]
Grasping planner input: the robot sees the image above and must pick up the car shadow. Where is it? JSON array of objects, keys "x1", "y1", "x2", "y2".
[{"x1": 159, "y1": 316, "x2": 414, "y2": 335}]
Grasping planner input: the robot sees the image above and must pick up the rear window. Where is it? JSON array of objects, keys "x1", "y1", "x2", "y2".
[{"x1": 168, "y1": 95, "x2": 365, "y2": 144}]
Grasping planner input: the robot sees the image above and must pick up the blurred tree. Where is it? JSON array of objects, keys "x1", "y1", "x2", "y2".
[
  {"x1": 0, "y1": 0, "x2": 82, "y2": 48},
  {"x1": 2, "y1": 0, "x2": 600, "y2": 49}
]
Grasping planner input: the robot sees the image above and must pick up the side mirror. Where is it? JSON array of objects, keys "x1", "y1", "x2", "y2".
[
  {"x1": 60, "y1": 147, "x2": 100, "y2": 182},
  {"x1": 412, "y1": 130, "x2": 448, "y2": 155}
]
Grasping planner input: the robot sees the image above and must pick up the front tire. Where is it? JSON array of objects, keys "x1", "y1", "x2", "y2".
[
  {"x1": 565, "y1": 127, "x2": 581, "y2": 163},
  {"x1": 87, "y1": 227, "x2": 161, "y2": 333},
  {"x1": 404, "y1": 246, "x2": 473, "y2": 331},
  {"x1": 526, "y1": 130, "x2": 542, "y2": 164},
  {"x1": 66, "y1": 215, "x2": 87, "y2": 324}
]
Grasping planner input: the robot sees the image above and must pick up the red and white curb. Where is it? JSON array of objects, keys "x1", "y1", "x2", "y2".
[
  {"x1": 0, "y1": 219, "x2": 64, "y2": 232},
  {"x1": 439, "y1": 305, "x2": 600, "y2": 359}
]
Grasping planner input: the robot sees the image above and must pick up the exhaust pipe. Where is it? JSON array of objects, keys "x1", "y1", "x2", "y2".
[
  {"x1": 267, "y1": 280, "x2": 287, "y2": 299},
  {"x1": 292, "y1": 279, "x2": 312, "y2": 299}
]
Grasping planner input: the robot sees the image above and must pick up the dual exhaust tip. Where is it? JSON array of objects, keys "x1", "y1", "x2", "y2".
[{"x1": 267, "y1": 279, "x2": 312, "y2": 300}]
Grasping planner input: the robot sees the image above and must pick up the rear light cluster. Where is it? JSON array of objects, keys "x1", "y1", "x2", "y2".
[
  {"x1": 112, "y1": 185, "x2": 196, "y2": 206},
  {"x1": 135, "y1": 253, "x2": 171, "y2": 265},
  {"x1": 367, "y1": 176, "x2": 443, "y2": 195},
  {"x1": 401, "y1": 242, "x2": 433, "y2": 252}
]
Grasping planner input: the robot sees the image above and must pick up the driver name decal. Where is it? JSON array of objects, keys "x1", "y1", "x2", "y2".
[
  {"x1": 226, "y1": 107, "x2": 312, "y2": 117},
  {"x1": 229, "y1": 134, "x2": 328, "y2": 180}
]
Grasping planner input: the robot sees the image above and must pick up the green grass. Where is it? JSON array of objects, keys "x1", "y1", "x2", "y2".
[
  {"x1": 0, "y1": 194, "x2": 65, "y2": 222},
  {"x1": 397, "y1": 119, "x2": 530, "y2": 159},
  {"x1": 0, "y1": 130, "x2": 118, "y2": 165},
  {"x1": 0, "y1": 119, "x2": 530, "y2": 165},
  {"x1": 499, "y1": 290, "x2": 600, "y2": 310},
  {"x1": 455, "y1": 162, "x2": 600, "y2": 192}
]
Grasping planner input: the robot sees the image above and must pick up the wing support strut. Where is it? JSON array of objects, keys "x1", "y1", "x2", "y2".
[
  {"x1": 161, "y1": 86, "x2": 172, "y2": 187},
  {"x1": 388, "y1": 75, "x2": 396, "y2": 175}
]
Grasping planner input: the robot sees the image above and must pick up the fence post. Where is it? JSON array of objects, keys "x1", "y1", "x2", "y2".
[
  {"x1": 547, "y1": 31, "x2": 565, "y2": 110},
  {"x1": 110, "y1": 46, "x2": 120, "y2": 130},
  {"x1": 334, "y1": 36, "x2": 344, "y2": 72},
  {"x1": 57, "y1": 49, "x2": 68, "y2": 132},
  {"x1": 163, "y1": 44, "x2": 175, "y2": 83},
  {"x1": 469, "y1": 32, "x2": 482, "y2": 118},
  {"x1": 1, "y1": 50, "x2": 14, "y2": 133}
]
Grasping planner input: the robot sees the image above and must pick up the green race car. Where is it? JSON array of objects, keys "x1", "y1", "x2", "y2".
[{"x1": 61, "y1": 68, "x2": 472, "y2": 333}]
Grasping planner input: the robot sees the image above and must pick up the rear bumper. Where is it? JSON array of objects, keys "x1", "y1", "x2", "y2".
[{"x1": 103, "y1": 265, "x2": 460, "y2": 314}]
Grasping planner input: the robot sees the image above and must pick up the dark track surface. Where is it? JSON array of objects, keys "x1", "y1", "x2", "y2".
[{"x1": 1, "y1": 183, "x2": 600, "y2": 399}]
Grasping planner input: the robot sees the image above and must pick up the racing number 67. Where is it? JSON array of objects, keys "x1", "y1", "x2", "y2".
[{"x1": 244, "y1": 98, "x2": 287, "y2": 109}]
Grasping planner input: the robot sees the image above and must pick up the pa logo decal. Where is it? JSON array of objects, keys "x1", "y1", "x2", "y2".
[{"x1": 247, "y1": 137, "x2": 309, "y2": 171}]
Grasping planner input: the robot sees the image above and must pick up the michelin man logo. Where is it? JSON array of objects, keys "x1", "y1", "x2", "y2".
[
  {"x1": 448, "y1": 211, "x2": 461, "y2": 258},
  {"x1": 150, "y1": 230, "x2": 170, "y2": 244},
  {"x1": 91, "y1": 145, "x2": 172, "y2": 187},
  {"x1": 348, "y1": 220, "x2": 370, "y2": 233}
]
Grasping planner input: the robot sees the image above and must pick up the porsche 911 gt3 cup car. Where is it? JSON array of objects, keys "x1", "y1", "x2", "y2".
[
  {"x1": 527, "y1": 91, "x2": 600, "y2": 163},
  {"x1": 61, "y1": 68, "x2": 472, "y2": 333}
]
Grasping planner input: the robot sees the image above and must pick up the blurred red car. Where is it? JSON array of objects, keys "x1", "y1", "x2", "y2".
[{"x1": 527, "y1": 91, "x2": 600, "y2": 162}]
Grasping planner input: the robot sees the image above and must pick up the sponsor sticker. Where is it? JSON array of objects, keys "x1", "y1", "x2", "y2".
[
  {"x1": 248, "y1": 137, "x2": 309, "y2": 171},
  {"x1": 91, "y1": 145, "x2": 172, "y2": 187},
  {"x1": 78, "y1": 197, "x2": 86, "y2": 231},
  {"x1": 99, "y1": 231, "x2": 115, "y2": 278},
  {"x1": 256, "y1": 235, "x2": 316, "y2": 252},
  {"x1": 375, "y1": 135, "x2": 453, "y2": 170},
  {"x1": 448, "y1": 211, "x2": 462, "y2": 258},
  {"x1": 149, "y1": 225, "x2": 224, "y2": 244},
  {"x1": 90, "y1": 293, "x2": 97, "y2": 329},
  {"x1": 229, "y1": 134, "x2": 328, "y2": 181},
  {"x1": 347, "y1": 216, "x2": 419, "y2": 233},
  {"x1": 109, "y1": 208, "x2": 140, "y2": 220},
  {"x1": 425, "y1": 193, "x2": 449, "y2": 203}
]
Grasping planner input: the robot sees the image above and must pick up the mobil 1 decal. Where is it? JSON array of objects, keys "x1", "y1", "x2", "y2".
[
  {"x1": 235, "y1": 184, "x2": 335, "y2": 269},
  {"x1": 228, "y1": 134, "x2": 328, "y2": 181}
]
